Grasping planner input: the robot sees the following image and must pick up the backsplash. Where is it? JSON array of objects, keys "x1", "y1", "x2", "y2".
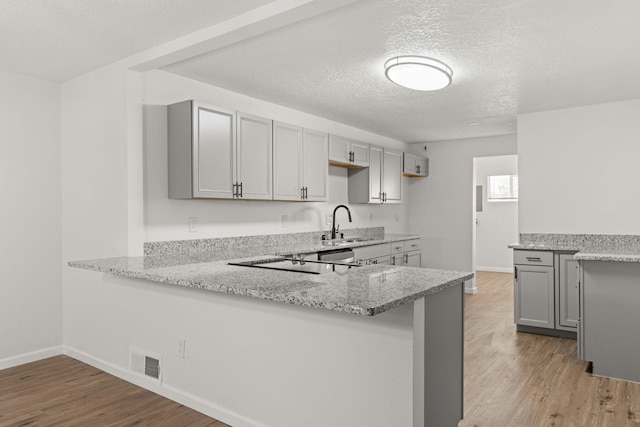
[{"x1": 144, "y1": 227, "x2": 385, "y2": 256}]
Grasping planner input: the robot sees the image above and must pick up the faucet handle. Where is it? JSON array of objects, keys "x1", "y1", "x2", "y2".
[{"x1": 335, "y1": 224, "x2": 340, "y2": 234}]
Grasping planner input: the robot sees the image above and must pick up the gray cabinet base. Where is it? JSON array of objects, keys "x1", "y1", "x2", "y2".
[{"x1": 517, "y1": 324, "x2": 577, "y2": 340}]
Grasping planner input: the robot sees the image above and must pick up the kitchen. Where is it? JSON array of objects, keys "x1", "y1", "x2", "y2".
[{"x1": 2, "y1": 1, "x2": 640, "y2": 426}]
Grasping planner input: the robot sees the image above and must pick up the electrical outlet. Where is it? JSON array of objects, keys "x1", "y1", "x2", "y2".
[
  {"x1": 326, "y1": 214, "x2": 332, "y2": 225},
  {"x1": 282, "y1": 215, "x2": 288, "y2": 228},
  {"x1": 188, "y1": 217, "x2": 198, "y2": 233},
  {"x1": 177, "y1": 339, "x2": 186, "y2": 358}
]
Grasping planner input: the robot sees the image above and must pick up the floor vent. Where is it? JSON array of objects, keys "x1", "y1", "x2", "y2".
[{"x1": 130, "y1": 347, "x2": 162, "y2": 383}]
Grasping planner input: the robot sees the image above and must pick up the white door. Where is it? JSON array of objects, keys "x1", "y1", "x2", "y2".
[
  {"x1": 237, "y1": 112, "x2": 272, "y2": 200},
  {"x1": 383, "y1": 148, "x2": 403, "y2": 203},
  {"x1": 273, "y1": 122, "x2": 303, "y2": 200},
  {"x1": 193, "y1": 104, "x2": 235, "y2": 199},
  {"x1": 302, "y1": 129, "x2": 328, "y2": 201},
  {"x1": 369, "y1": 145, "x2": 383, "y2": 203}
]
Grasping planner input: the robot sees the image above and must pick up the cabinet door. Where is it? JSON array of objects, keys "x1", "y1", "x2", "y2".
[
  {"x1": 237, "y1": 112, "x2": 272, "y2": 200},
  {"x1": 405, "y1": 251, "x2": 422, "y2": 267},
  {"x1": 193, "y1": 104, "x2": 236, "y2": 199},
  {"x1": 351, "y1": 141, "x2": 369, "y2": 167},
  {"x1": 557, "y1": 254, "x2": 579, "y2": 329},
  {"x1": 369, "y1": 145, "x2": 383, "y2": 203},
  {"x1": 273, "y1": 122, "x2": 303, "y2": 200},
  {"x1": 383, "y1": 148, "x2": 403, "y2": 203},
  {"x1": 302, "y1": 129, "x2": 328, "y2": 201},
  {"x1": 416, "y1": 157, "x2": 428, "y2": 177},
  {"x1": 328, "y1": 134, "x2": 350, "y2": 164},
  {"x1": 403, "y1": 152, "x2": 418, "y2": 174},
  {"x1": 514, "y1": 265, "x2": 555, "y2": 329}
]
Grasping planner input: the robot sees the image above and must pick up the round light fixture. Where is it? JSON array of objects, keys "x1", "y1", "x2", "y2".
[{"x1": 384, "y1": 56, "x2": 453, "y2": 91}]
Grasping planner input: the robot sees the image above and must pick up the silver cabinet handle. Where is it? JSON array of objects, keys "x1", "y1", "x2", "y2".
[
  {"x1": 526, "y1": 257, "x2": 542, "y2": 262},
  {"x1": 239, "y1": 182, "x2": 243, "y2": 198},
  {"x1": 404, "y1": 253, "x2": 409, "y2": 264}
]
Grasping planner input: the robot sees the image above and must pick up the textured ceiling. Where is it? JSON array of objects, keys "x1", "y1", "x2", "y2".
[
  {"x1": 163, "y1": 0, "x2": 640, "y2": 142},
  {"x1": 0, "y1": 0, "x2": 272, "y2": 82},
  {"x1": 2, "y1": 0, "x2": 640, "y2": 142}
]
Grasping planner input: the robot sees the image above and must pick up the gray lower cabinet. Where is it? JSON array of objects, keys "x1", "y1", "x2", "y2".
[
  {"x1": 513, "y1": 250, "x2": 578, "y2": 337},
  {"x1": 514, "y1": 263, "x2": 555, "y2": 328},
  {"x1": 556, "y1": 253, "x2": 579, "y2": 330},
  {"x1": 353, "y1": 240, "x2": 422, "y2": 267}
]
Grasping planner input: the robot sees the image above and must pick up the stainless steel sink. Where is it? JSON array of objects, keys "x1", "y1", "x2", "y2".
[{"x1": 321, "y1": 237, "x2": 374, "y2": 246}]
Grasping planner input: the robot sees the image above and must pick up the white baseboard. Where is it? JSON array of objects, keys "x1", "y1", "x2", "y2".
[
  {"x1": 63, "y1": 346, "x2": 266, "y2": 427},
  {"x1": 0, "y1": 345, "x2": 63, "y2": 370},
  {"x1": 476, "y1": 266, "x2": 514, "y2": 273},
  {"x1": 465, "y1": 278, "x2": 478, "y2": 294}
]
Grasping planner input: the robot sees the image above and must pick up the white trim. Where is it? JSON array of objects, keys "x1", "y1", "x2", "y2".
[
  {"x1": 0, "y1": 345, "x2": 63, "y2": 370},
  {"x1": 63, "y1": 346, "x2": 267, "y2": 427},
  {"x1": 476, "y1": 266, "x2": 514, "y2": 273},
  {"x1": 465, "y1": 278, "x2": 478, "y2": 294}
]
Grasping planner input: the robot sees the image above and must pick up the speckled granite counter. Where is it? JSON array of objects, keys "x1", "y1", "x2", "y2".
[
  {"x1": 70, "y1": 231, "x2": 472, "y2": 316},
  {"x1": 509, "y1": 233, "x2": 640, "y2": 262}
]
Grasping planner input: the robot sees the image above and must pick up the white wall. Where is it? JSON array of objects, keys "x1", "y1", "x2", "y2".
[
  {"x1": 407, "y1": 135, "x2": 517, "y2": 291},
  {"x1": 518, "y1": 100, "x2": 640, "y2": 234},
  {"x1": 0, "y1": 71, "x2": 62, "y2": 367},
  {"x1": 60, "y1": 67, "x2": 416, "y2": 426},
  {"x1": 143, "y1": 70, "x2": 409, "y2": 242},
  {"x1": 474, "y1": 155, "x2": 518, "y2": 272}
]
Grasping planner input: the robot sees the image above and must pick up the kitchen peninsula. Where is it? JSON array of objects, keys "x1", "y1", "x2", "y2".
[{"x1": 69, "y1": 228, "x2": 472, "y2": 427}]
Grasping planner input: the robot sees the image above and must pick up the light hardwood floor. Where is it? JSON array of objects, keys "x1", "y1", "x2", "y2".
[
  {"x1": 0, "y1": 355, "x2": 227, "y2": 426},
  {"x1": 461, "y1": 270, "x2": 640, "y2": 427},
  {"x1": 2, "y1": 271, "x2": 640, "y2": 426}
]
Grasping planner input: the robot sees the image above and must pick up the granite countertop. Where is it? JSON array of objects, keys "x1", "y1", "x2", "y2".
[
  {"x1": 69, "y1": 232, "x2": 472, "y2": 316},
  {"x1": 509, "y1": 233, "x2": 640, "y2": 263}
]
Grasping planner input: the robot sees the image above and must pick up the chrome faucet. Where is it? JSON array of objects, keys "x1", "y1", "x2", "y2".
[{"x1": 331, "y1": 205, "x2": 352, "y2": 240}]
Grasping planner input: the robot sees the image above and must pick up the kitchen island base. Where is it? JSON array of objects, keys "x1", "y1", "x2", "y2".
[
  {"x1": 580, "y1": 261, "x2": 640, "y2": 383},
  {"x1": 66, "y1": 259, "x2": 469, "y2": 427}
]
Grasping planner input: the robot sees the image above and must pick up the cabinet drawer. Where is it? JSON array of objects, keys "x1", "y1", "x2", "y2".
[
  {"x1": 353, "y1": 243, "x2": 391, "y2": 261},
  {"x1": 514, "y1": 250, "x2": 553, "y2": 266},
  {"x1": 391, "y1": 242, "x2": 405, "y2": 255},
  {"x1": 404, "y1": 240, "x2": 421, "y2": 252}
]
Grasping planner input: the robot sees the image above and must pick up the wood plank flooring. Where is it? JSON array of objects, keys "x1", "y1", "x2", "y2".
[
  {"x1": 2, "y1": 271, "x2": 640, "y2": 426},
  {"x1": 0, "y1": 355, "x2": 227, "y2": 426},
  {"x1": 460, "y1": 271, "x2": 640, "y2": 427}
]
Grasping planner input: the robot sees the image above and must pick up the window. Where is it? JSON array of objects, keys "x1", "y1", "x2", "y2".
[{"x1": 487, "y1": 175, "x2": 518, "y2": 201}]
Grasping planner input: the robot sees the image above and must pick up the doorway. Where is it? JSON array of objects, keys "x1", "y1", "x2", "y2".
[{"x1": 471, "y1": 155, "x2": 518, "y2": 293}]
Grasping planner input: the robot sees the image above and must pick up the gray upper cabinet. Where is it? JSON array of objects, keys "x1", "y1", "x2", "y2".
[
  {"x1": 328, "y1": 134, "x2": 369, "y2": 167},
  {"x1": 302, "y1": 129, "x2": 329, "y2": 201},
  {"x1": 168, "y1": 100, "x2": 236, "y2": 199},
  {"x1": 168, "y1": 101, "x2": 273, "y2": 200},
  {"x1": 348, "y1": 145, "x2": 402, "y2": 204},
  {"x1": 273, "y1": 122, "x2": 304, "y2": 201},
  {"x1": 403, "y1": 152, "x2": 429, "y2": 177},
  {"x1": 273, "y1": 122, "x2": 328, "y2": 201},
  {"x1": 237, "y1": 112, "x2": 272, "y2": 200}
]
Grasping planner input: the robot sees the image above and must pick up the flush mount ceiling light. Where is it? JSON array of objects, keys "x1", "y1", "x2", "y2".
[{"x1": 384, "y1": 56, "x2": 453, "y2": 91}]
